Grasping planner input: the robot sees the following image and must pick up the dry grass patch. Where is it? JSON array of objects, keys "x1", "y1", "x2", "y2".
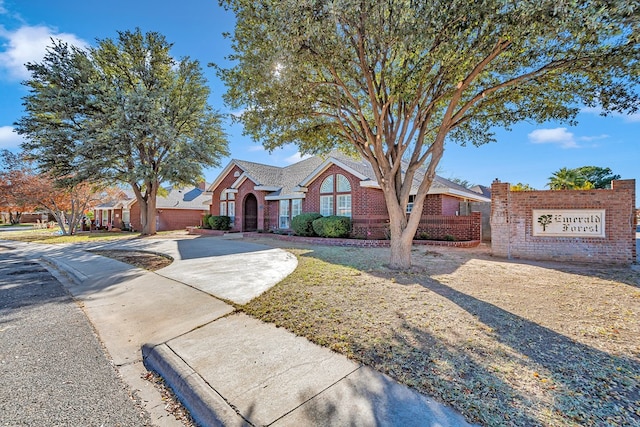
[
  {"x1": 90, "y1": 250, "x2": 173, "y2": 271},
  {"x1": 0, "y1": 228, "x2": 138, "y2": 244},
  {"x1": 241, "y1": 239, "x2": 640, "y2": 426}
]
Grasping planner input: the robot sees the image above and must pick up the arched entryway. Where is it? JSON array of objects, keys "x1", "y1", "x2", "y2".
[{"x1": 243, "y1": 193, "x2": 258, "y2": 231}]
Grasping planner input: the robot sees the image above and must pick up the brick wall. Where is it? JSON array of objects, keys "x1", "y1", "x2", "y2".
[
  {"x1": 491, "y1": 179, "x2": 636, "y2": 265},
  {"x1": 441, "y1": 195, "x2": 461, "y2": 216},
  {"x1": 460, "y1": 201, "x2": 492, "y2": 242},
  {"x1": 130, "y1": 203, "x2": 141, "y2": 231},
  {"x1": 212, "y1": 162, "x2": 481, "y2": 240},
  {"x1": 157, "y1": 209, "x2": 207, "y2": 231},
  {"x1": 211, "y1": 166, "x2": 270, "y2": 232}
]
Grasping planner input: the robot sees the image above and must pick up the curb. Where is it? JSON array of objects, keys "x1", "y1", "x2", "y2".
[
  {"x1": 142, "y1": 343, "x2": 250, "y2": 427},
  {"x1": 41, "y1": 255, "x2": 88, "y2": 284}
]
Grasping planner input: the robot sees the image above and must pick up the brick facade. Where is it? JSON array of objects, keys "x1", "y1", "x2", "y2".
[
  {"x1": 156, "y1": 209, "x2": 207, "y2": 231},
  {"x1": 125, "y1": 204, "x2": 206, "y2": 232},
  {"x1": 491, "y1": 179, "x2": 636, "y2": 265},
  {"x1": 212, "y1": 169, "x2": 269, "y2": 231},
  {"x1": 211, "y1": 163, "x2": 482, "y2": 241}
]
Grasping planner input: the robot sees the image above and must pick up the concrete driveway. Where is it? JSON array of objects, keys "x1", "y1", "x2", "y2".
[{"x1": 92, "y1": 235, "x2": 298, "y2": 304}]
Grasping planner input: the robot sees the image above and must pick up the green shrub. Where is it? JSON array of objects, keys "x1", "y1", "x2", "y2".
[
  {"x1": 312, "y1": 216, "x2": 351, "y2": 238},
  {"x1": 291, "y1": 212, "x2": 323, "y2": 236},
  {"x1": 208, "y1": 215, "x2": 231, "y2": 230},
  {"x1": 202, "y1": 214, "x2": 213, "y2": 229}
]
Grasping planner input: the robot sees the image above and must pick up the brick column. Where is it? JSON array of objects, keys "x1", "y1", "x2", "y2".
[
  {"x1": 611, "y1": 179, "x2": 637, "y2": 262},
  {"x1": 490, "y1": 180, "x2": 511, "y2": 258}
]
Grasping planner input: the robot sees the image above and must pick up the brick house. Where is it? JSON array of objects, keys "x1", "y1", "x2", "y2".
[
  {"x1": 208, "y1": 152, "x2": 489, "y2": 239},
  {"x1": 93, "y1": 183, "x2": 209, "y2": 231}
]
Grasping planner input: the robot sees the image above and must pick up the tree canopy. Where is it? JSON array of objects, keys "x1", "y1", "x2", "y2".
[
  {"x1": 511, "y1": 182, "x2": 537, "y2": 192},
  {"x1": 17, "y1": 29, "x2": 229, "y2": 234},
  {"x1": 0, "y1": 150, "x2": 103, "y2": 234},
  {"x1": 574, "y1": 166, "x2": 621, "y2": 189},
  {"x1": 548, "y1": 166, "x2": 620, "y2": 190},
  {"x1": 220, "y1": 0, "x2": 639, "y2": 268},
  {"x1": 0, "y1": 150, "x2": 40, "y2": 224}
]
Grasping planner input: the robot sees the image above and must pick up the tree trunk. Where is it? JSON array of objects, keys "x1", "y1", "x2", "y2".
[
  {"x1": 52, "y1": 211, "x2": 69, "y2": 235},
  {"x1": 389, "y1": 230, "x2": 414, "y2": 269},
  {"x1": 386, "y1": 200, "x2": 419, "y2": 270},
  {"x1": 9, "y1": 212, "x2": 21, "y2": 225},
  {"x1": 140, "y1": 192, "x2": 157, "y2": 235}
]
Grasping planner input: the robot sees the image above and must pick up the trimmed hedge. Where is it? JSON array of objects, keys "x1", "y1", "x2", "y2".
[
  {"x1": 312, "y1": 216, "x2": 352, "y2": 238},
  {"x1": 291, "y1": 212, "x2": 323, "y2": 236},
  {"x1": 202, "y1": 214, "x2": 213, "y2": 229},
  {"x1": 208, "y1": 215, "x2": 231, "y2": 230}
]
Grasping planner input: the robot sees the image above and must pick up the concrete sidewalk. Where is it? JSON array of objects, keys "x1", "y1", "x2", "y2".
[{"x1": 2, "y1": 237, "x2": 476, "y2": 426}]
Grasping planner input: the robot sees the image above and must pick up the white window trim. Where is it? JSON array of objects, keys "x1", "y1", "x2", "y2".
[
  {"x1": 291, "y1": 199, "x2": 302, "y2": 218},
  {"x1": 279, "y1": 200, "x2": 290, "y2": 229},
  {"x1": 320, "y1": 195, "x2": 333, "y2": 217},
  {"x1": 337, "y1": 194, "x2": 352, "y2": 218}
]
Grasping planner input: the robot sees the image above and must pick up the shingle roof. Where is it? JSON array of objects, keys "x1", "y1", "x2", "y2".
[
  {"x1": 469, "y1": 185, "x2": 492, "y2": 198},
  {"x1": 98, "y1": 185, "x2": 209, "y2": 211},
  {"x1": 233, "y1": 160, "x2": 282, "y2": 186},
  {"x1": 218, "y1": 152, "x2": 490, "y2": 202},
  {"x1": 156, "y1": 185, "x2": 209, "y2": 210}
]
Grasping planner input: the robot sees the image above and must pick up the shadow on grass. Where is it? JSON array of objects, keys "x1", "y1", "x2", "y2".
[
  {"x1": 410, "y1": 278, "x2": 640, "y2": 425},
  {"x1": 261, "y1": 246, "x2": 640, "y2": 425}
]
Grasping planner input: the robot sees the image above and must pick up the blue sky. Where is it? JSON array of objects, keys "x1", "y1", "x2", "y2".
[{"x1": 1, "y1": 0, "x2": 638, "y2": 204}]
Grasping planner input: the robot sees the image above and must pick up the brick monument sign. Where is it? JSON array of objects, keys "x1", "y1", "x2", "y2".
[{"x1": 491, "y1": 179, "x2": 636, "y2": 265}]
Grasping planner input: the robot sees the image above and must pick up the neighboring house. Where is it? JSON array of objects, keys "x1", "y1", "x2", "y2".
[
  {"x1": 208, "y1": 152, "x2": 490, "y2": 239},
  {"x1": 93, "y1": 183, "x2": 209, "y2": 231},
  {"x1": 470, "y1": 184, "x2": 492, "y2": 199}
]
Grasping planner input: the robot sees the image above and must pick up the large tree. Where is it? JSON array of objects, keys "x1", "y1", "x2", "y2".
[
  {"x1": 219, "y1": 0, "x2": 639, "y2": 268},
  {"x1": 17, "y1": 29, "x2": 229, "y2": 235},
  {"x1": 0, "y1": 150, "x2": 103, "y2": 234},
  {"x1": 548, "y1": 165, "x2": 620, "y2": 189},
  {"x1": 32, "y1": 177, "x2": 103, "y2": 235},
  {"x1": 0, "y1": 150, "x2": 40, "y2": 224},
  {"x1": 575, "y1": 166, "x2": 621, "y2": 189},
  {"x1": 547, "y1": 167, "x2": 592, "y2": 190}
]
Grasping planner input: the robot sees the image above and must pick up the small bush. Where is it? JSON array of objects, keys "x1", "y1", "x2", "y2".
[
  {"x1": 208, "y1": 215, "x2": 231, "y2": 230},
  {"x1": 312, "y1": 216, "x2": 351, "y2": 238},
  {"x1": 202, "y1": 214, "x2": 213, "y2": 229},
  {"x1": 291, "y1": 212, "x2": 323, "y2": 236},
  {"x1": 444, "y1": 234, "x2": 456, "y2": 241}
]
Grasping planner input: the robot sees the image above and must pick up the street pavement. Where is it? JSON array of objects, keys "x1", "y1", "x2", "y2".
[
  {"x1": 1, "y1": 235, "x2": 477, "y2": 427},
  {"x1": 0, "y1": 248, "x2": 150, "y2": 426}
]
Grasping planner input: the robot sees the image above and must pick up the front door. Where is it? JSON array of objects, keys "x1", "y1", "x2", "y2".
[{"x1": 244, "y1": 194, "x2": 258, "y2": 231}]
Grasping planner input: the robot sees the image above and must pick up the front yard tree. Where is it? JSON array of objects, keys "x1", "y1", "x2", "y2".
[
  {"x1": 220, "y1": 0, "x2": 639, "y2": 268},
  {"x1": 32, "y1": 178, "x2": 102, "y2": 235},
  {"x1": 0, "y1": 150, "x2": 39, "y2": 224},
  {"x1": 0, "y1": 150, "x2": 102, "y2": 234},
  {"x1": 17, "y1": 29, "x2": 229, "y2": 235}
]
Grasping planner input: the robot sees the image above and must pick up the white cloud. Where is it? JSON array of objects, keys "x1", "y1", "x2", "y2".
[
  {"x1": 0, "y1": 25, "x2": 88, "y2": 80},
  {"x1": 0, "y1": 1, "x2": 7, "y2": 14},
  {"x1": 247, "y1": 145, "x2": 265, "y2": 152},
  {"x1": 284, "y1": 151, "x2": 312, "y2": 164},
  {"x1": 0, "y1": 126, "x2": 24, "y2": 149},
  {"x1": 528, "y1": 127, "x2": 579, "y2": 148}
]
